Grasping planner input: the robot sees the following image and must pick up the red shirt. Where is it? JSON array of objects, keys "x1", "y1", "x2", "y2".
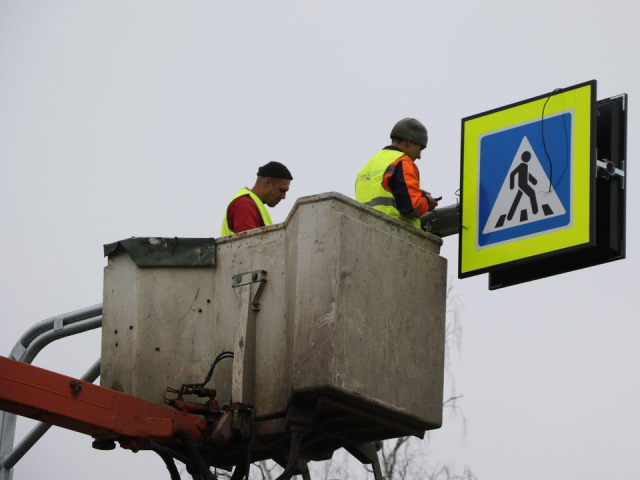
[{"x1": 227, "y1": 195, "x2": 264, "y2": 234}]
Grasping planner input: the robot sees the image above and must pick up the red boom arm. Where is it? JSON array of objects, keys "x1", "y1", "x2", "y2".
[{"x1": 0, "y1": 356, "x2": 205, "y2": 444}]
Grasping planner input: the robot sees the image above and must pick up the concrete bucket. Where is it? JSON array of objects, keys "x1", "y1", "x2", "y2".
[{"x1": 101, "y1": 192, "x2": 447, "y2": 473}]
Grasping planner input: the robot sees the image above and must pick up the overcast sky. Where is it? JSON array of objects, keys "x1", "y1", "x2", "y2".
[{"x1": 1, "y1": 1, "x2": 638, "y2": 479}]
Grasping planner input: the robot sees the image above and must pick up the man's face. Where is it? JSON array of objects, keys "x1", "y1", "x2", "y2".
[
  {"x1": 264, "y1": 178, "x2": 290, "y2": 207},
  {"x1": 404, "y1": 141, "x2": 426, "y2": 161}
]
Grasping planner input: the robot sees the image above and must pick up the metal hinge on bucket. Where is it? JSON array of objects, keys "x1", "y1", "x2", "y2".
[{"x1": 231, "y1": 270, "x2": 267, "y2": 406}]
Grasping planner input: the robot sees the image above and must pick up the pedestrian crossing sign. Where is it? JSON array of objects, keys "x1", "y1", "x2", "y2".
[{"x1": 459, "y1": 81, "x2": 596, "y2": 279}]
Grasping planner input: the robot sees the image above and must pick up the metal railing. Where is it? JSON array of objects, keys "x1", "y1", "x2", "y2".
[{"x1": 0, "y1": 304, "x2": 103, "y2": 480}]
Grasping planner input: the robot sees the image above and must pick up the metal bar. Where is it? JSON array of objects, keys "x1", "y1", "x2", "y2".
[
  {"x1": 2, "y1": 359, "x2": 101, "y2": 469},
  {"x1": 345, "y1": 441, "x2": 384, "y2": 480},
  {"x1": 20, "y1": 316, "x2": 102, "y2": 365},
  {"x1": 1, "y1": 306, "x2": 103, "y2": 480},
  {"x1": 231, "y1": 270, "x2": 266, "y2": 406},
  {"x1": 371, "y1": 459, "x2": 383, "y2": 480},
  {"x1": 254, "y1": 417, "x2": 287, "y2": 437},
  {"x1": 0, "y1": 356, "x2": 205, "y2": 442},
  {"x1": 597, "y1": 159, "x2": 625, "y2": 178},
  {"x1": 0, "y1": 415, "x2": 16, "y2": 480},
  {"x1": 9, "y1": 305, "x2": 102, "y2": 361},
  {"x1": 317, "y1": 396, "x2": 426, "y2": 439},
  {"x1": 232, "y1": 285, "x2": 257, "y2": 405}
]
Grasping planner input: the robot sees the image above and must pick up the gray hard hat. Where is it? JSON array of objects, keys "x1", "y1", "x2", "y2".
[{"x1": 390, "y1": 118, "x2": 428, "y2": 148}]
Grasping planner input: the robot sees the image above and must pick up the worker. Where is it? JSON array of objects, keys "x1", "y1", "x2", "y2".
[
  {"x1": 221, "y1": 161, "x2": 293, "y2": 236},
  {"x1": 355, "y1": 118, "x2": 440, "y2": 229}
]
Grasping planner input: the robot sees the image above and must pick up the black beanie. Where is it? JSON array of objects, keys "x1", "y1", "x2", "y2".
[{"x1": 257, "y1": 161, "x2": 293, "y2": 180}]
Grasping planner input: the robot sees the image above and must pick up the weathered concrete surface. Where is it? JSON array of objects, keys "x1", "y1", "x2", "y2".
[{"x1": 102, "y1": 192, "x2": 446, "y2": 435}]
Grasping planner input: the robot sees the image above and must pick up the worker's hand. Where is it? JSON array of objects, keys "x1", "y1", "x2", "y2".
[{"x1": 426, "y1": 194, "x2": 441, "y2": 210}]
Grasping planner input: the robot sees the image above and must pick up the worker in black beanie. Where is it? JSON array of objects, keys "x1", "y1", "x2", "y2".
[{"x1": 221, "y1": 161, "x2": 293, "y2": 236}]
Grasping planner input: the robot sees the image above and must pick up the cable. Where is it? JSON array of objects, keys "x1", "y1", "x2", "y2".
[
  {"x1": 154, "y1": 450, "x2": 181, "y2": 480},
  {"x1": 275, "y1": 429, "x2": 304, "y2": 480},
  {"x1": 177, "y1": 428, "x2": 217, "y2": 480},
  {"x1": 198, "y1": 351, "x2": 234, "y2": 388},
  {"x1": 149, "y1": 441, "x2": 191, "y2": 465},
  {"x1": 230, "y1": 463, "x2": 248, "y2": 480},
  {"x1": 243, "y1": 433, "x2": 253, "y2": 480},
  {"x1": 541, "y1": 88, "x2": 562, "y2": 192}
]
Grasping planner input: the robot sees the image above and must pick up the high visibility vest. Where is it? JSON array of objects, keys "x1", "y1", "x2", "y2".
[
  {"x1": 220, "y1": 188, "x2": 273, "y2": 237},
  {"x1": 355, "y1": 149, "x2": 421, "y2": 229}
]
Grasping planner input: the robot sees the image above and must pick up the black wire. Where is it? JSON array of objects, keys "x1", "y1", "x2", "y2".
[
  {"x1": 199, "y1": 351, "x2": 234, "y2": 387},
  {"x1": 154, "y1": 450, "x2": 181, "y2": 480},
  {"x1": 229, "y1": 462, "x2": 248, "y2": 480},
  {"x1": 551, "y1": 112, "x2": 571, "y2": 189},
  {"x1": 274, "y1": 429, "x2": 303, "y2": 480},
  {"x1": 244, "y1": 435, "x2": 253, "y2": 480},
  {"x1": 149, "y1": 441, "x2": 191, "y2": 465},
  {"x1": 541, "y1": 88, "x2": 562, "y2": 192},
  {"x1": 177, "y1": 428, "x2": 217, "y2": 480}
]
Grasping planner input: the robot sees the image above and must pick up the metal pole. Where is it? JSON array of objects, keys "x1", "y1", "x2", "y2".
[
  {"x1": 0, "y1": 416, "x2": 16, "y2": 480},
  {"x1": 1, "y1": 359, "x2": 101, "y2": 469},
  {"x1": 9, "y1": 304, "x2": 102, "y2": 362},
  {"x1": 20, "y1": 316, "x2": 102, "y2": 365},
  {"x1": 1, "y1": 305, "x2": 103, "y2": 480}
]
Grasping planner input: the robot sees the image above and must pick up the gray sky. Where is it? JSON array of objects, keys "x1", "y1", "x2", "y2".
[{"x1": 1, "y1": 1, "x2": 638, "y2": 479}]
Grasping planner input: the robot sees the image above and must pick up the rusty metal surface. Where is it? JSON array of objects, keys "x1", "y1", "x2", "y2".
[
  {"x1": 104, "y1": 237, "x2": 216, "y2": 267},
  {"x1": 0, "y1": 356, "x2": 204, "y2": 443},
  {"x1": 254, "y1": 417, "x2": 287, "y2": 437}
]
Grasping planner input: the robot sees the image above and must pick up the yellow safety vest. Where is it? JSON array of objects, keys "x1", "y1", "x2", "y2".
[
  {"x1": 220, "y1": 188, "x2": 273, "y2": 237},
  {"x1": 355, "y1": 149, "x2": 421, "y2": 229}
]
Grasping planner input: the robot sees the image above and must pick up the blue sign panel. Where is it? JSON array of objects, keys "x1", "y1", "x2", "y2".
[{"x1": 477, "y1": 111, "x2": 573, "y2": 248}]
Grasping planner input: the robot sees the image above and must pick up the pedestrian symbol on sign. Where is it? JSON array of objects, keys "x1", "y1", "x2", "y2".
[
  {"x1": 477, "y1": 112, "x2": 573, "y2": 249},
  {"x1": 483, "y1": 136, "x2": 566, "y2": 235},
  {"x1": 508, "y1": 150, "x2": 539, "y2": 221}
]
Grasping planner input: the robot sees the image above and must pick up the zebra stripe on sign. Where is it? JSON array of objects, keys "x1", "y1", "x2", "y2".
[{"x1": 483, "y1": 136, "x2": 566, "y2": 235}]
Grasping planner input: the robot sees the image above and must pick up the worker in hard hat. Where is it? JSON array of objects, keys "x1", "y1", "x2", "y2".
[
  {"x1": 221, "y1": 161, "x2": 293, "y2": 236},
  {"x1": 355, "y1": 118, "x2": 440, "y2": 229}
]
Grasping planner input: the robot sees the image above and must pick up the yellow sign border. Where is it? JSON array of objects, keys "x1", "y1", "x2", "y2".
[{"x1": 460, "y1": 83, "x2": 594, "y2": 277}]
